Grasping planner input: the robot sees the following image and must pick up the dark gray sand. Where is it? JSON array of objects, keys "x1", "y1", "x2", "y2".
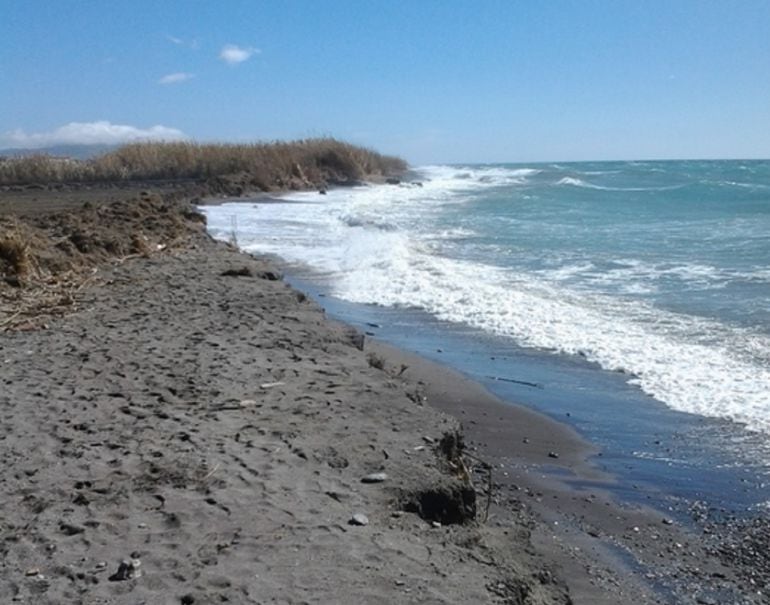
[
  {"x1": 0, "y1": 237, "x2": 571, "y2": 604},
  {"x1": 0, "y1": 192, "x2": 766, "y2": 604}
]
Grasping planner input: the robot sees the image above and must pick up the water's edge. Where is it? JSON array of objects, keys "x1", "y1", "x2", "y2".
[{"x1": 280, "y1": 265, "x2": 770, "y2": 517}]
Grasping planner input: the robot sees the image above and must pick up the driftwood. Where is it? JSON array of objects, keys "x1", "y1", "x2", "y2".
[{"x1": 486, "y1": 375, "x2": 542, "y2": 389}]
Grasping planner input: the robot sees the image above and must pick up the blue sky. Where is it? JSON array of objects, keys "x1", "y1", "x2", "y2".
[{"x1": 1, "y1": 0, "x2": 769, "y2": 164}]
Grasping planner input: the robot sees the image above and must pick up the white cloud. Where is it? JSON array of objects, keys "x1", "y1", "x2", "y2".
[
  {"x1": 167, "y1": 34, "x2": 184, "y2": 45},
  {"x1": 3, "y1": 121, "x2": 188, "y2": 149},
  {"x1": 159, "y1": 72, "x2": 195, "y2": 85},
  {"x1": 219, "y1": 44, "x2": 259, "y2": 65}
]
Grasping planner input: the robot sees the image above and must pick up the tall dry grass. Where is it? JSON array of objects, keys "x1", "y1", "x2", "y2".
[{"x1": 0, "y1": 138, "x2": 407, "y2": 187}]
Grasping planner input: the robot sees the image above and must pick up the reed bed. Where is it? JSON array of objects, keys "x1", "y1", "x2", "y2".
[{"x1": 0, "y1": 138, "x2": 407, "y2": 187}]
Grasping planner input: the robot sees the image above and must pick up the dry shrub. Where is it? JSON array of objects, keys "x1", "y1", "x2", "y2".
[
  {"x1": 0, "y1": 229, "x2": 32, "y2": 277},
  {"x1": 130, "y1": 232, "x2": 152, "y2": 256},
  {"x1": 1, "y1": 195, "x2": 206, "y2": 329}
]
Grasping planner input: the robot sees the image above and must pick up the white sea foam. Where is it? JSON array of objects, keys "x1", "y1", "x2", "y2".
[
  {"x1": 325, "y1": 249, "x2": 770, "y2": 433},
  {"x1": 536, "y1": 256, "x2": 770, "y2": 295},
  {"x1": 202, "y1": 167, "x2": 770, "y2": 434},
  {"x1": 708, "y1": 179, "x2": 770, "y2": 190},
  {"x1": 556, "y1": 176, "x2": 685, "y2": 192},
  {"x1": 593, "y1": 260, "x2": 770, "y2": 291},
  {"x1": 418, "y1": 165, "x2": 540, "y2": 189},
  {"x1": 557, "y1": 176, "x2": 595, "y2": 188}
]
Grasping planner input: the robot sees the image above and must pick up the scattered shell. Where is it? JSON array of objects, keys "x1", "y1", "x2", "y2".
[
  {"x1": 361, "y1": 472, "x2": 388, "y2": 483},
  {"x1": 259, "y1": 381, "x2": 285, "y2": 389}
]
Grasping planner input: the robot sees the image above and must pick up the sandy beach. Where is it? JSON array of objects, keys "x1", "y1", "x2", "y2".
[{"x1": 1, "y1": 187, "x2": 766, "y2": 604}]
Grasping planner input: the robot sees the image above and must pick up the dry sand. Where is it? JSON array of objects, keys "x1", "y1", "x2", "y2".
[{"x1": 0, "y1": 189, "x2": 765, "y2": 604}]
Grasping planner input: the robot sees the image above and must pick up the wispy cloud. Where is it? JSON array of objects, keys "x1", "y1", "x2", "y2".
[
  {"x1": 158, "y1": 72, "x2": 195, "y2": 85},
  {"x1": 3, "y1": 121, "x2": 188, "y2": 148},
  {"x1": 219, "y1": 44, "x2": 259, "y2": 65},
  {"x1": 166, "y1": 34, "x2": 199, "y2": 49}
]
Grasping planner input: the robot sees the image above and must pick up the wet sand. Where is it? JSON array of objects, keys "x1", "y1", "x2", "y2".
[{"x1": 0, "y1": 188, "x2": 765, "y2": 604}]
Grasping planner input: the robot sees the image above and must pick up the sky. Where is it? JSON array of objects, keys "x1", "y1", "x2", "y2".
[{"x1": 1, "y1": 0, "x2": 769, "y2": 164}]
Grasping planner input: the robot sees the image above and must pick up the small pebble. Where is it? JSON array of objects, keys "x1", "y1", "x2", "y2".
[
  {"x1": 109, "y1": 560, "x2": 132, "y2": 582},
  {"x1": 547, "y1": 451, "x2": 559, "y2": 459},
  {"x1": 431, "y1": 521, "x2": 442, "y2": 528},
  {"x1": 350, "y1": 513, "x2": 369, "y2": 526},
  {"x1": 59, "y1": 522, "x2": 85, "y2": 536},
  {"x1": 25, "y1": 567, "x2": 40, "y2": 576},
  {"x1": 361, "y1": 472, "x2": 388, "y2": 483},
  {"x1": 131, "y1": 558, "x2": 142, "y2": 578},
  {"x1": 108, "y1": 558, "x2": 142, "y2": 582}
]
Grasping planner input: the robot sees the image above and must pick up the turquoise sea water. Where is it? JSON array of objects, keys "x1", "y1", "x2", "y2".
[{"x1": 203, "y1": 160, "x2": 770, "y2": 511}]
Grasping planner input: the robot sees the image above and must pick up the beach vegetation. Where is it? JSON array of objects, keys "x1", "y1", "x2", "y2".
[
  {"x1": 0, "y1": 226, "x2": 32, "y2": 278},
  {"x1": 0, "y1": 138, "x2": 407, "y2": 189}
]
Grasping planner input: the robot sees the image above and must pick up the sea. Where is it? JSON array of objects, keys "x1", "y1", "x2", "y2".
[{"x1": 202, "y1": 160, "x2": 770, "y2": 516}]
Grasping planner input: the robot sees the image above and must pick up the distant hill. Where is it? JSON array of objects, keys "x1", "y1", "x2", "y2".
[{"x1": 0, "y1": 144, "x2": 118, "y2": 160}]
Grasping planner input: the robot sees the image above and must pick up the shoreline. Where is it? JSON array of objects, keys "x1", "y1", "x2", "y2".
[
  {"x1": 1, "y1": 186, "x2": 767, "y2": 603},
  {"x1": 254, "y1": 229, "x2": 770, "y2": 514},
  {"x1": 200, "y1": 190, "x2": 770, "y2": 601},
  {"x1": 272, "y1": 267, "x2": 768, "y2": 605}
]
